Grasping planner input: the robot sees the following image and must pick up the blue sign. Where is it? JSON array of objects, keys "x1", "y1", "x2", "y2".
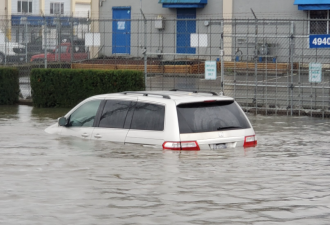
[{"x1": 309, "y1": 35, "x2": 330, "y2": 48}]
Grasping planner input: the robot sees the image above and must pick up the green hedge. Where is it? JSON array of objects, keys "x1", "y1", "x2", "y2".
[
  {"x1": 0, "y1": 68, "x2": 19, "y2": 105},
  {"x1": 30, "y1": 69, "x2": 145, "y2": 108}
]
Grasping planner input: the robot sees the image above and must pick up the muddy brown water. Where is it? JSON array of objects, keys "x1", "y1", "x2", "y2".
[{"x1": 0, "y1": 105, "x2": 330, "y2": 224}]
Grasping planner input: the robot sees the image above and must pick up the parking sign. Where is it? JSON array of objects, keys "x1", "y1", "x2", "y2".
[
  {"x1": 205, "y1": 61, "x2": 217, "y2": 80},
  {"x1": 309, "y1": 63, "x2": 322, "y2": 83}
]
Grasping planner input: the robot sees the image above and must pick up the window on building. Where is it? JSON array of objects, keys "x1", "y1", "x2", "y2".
[
  {"x1": 50, "y1": 2, "x2": 64, "y2": 15},
  {"x1": 310, "y1": 10, "x2": 328, "y2": 34},
  {"x1": 17, "y1": 1, "x2": 32, "y2": 13}
]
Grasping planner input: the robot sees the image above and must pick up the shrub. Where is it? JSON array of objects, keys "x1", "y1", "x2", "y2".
[
  {"x1": 0, "y1": 67, "x2": 19, "y2": 105},
  {"x1": 30, "y1": 69, "x2": 145, "y2": 108}
]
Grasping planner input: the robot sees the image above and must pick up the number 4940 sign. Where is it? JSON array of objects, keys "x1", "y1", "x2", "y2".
[{"x1": 310, "y1": 35, "x2": 330, "y2": 48}]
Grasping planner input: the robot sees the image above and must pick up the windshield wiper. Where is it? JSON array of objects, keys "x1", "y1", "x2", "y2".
[{"x1": 217, "y1": 126, "x2": 243, "y2": 130}]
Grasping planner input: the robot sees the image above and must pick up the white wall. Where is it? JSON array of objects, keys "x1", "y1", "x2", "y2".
[{"x1": 74, "y1": 3, "x2": 90, "y2": 17}]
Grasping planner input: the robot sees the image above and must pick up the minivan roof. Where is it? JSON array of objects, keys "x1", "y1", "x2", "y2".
[{"x1": 91, "y1": 90, "x2": 234, "y2": 101}]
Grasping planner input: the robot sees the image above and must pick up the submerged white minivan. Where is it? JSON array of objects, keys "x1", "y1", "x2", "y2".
[{"x1": 45, "y1": 90, "x2": 257, "y2": 150}]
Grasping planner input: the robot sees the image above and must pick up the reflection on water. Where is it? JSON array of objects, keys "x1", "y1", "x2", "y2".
[
  {"x1": 0, "y1": 105, "x2": 330, "y2": 224},
  {"x1": 31, "y1": 106, "x2": 71, "y2": 120}
]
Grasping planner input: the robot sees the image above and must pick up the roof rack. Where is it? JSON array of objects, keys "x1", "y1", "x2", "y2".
[
  {"x1": 169, "y1": 89, "x2": 218, "y2": 96},
  {"x1": 122, "y1": 91, "x2": 171, "y2": 99}
]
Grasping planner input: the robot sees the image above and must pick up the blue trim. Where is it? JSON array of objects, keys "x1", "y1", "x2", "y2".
[
  {"x1": 11, "y1": 15, "x2": 87, "y2": 26},
  {"x1": 159, "y1": 0, "x2": 207, "y2": 8},
  {"x1": 294, "y1": 0, "x2": 330, "y2": 10},
  {"x1": 163, "y1": 3, "x2": 206, "y2": 8},
  {"x1": 159, "y1": 0, "x2": 207, "y2": 3},
  {"x1": 112, "y1": 6, "x2": 131, "y2": 10},
  {"x1": 298, "y1": 4, "x2": 330, "y2": 10},
  {"x1": 294, "y1": 0, "x2": 330, "y2": 4}
]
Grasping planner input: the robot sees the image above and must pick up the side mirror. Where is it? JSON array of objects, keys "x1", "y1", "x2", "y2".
[{"x1": 58, "y1": 117, "x2": 68, "y2": 126}]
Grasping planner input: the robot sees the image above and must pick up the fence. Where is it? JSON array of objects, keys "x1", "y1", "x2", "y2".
[{"x1": 1, "y1": 17, "x2": 330, "y2": 118}]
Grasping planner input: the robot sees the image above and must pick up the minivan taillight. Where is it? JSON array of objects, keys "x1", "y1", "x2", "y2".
[
  {"x1": 244, "y1": 135, "x2": 257, "y2": 147},
  {"x1": 162, "y1": 141, "x2": 200, "y2": 151}
]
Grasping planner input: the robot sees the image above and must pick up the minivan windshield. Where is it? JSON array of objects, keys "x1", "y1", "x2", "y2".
[{"x1": 177, "y1": 101, "x2": 250, "y2": 133}]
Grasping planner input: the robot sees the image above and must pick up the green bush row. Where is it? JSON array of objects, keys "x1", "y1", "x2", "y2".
[
  {"x1": 0, "y1": 67, "x2": 19, "y2": 105},
  {"x1": 30, "y1": 69, "x2": 145, "y2": 108}
]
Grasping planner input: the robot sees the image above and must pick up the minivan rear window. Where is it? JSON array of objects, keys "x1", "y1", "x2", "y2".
[{"x1": 177, "y1": 101, "x2": 250, "y2": 133}]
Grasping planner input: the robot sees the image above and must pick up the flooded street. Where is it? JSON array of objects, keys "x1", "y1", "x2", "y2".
[{"x1": 0, "y1": 105, "x2": 330, "y2": 224}]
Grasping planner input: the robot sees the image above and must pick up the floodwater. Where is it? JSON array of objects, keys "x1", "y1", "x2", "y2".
[{"x1": 1, "y1": 105, "x2": 330, "y2": 225}]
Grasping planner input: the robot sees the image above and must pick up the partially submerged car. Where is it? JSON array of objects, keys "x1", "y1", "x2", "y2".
[{"x1": 45, "y1": 90, "x2": 257, "y2": 150}]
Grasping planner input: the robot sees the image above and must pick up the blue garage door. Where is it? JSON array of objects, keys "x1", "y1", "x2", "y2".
[
  {"x1": 177, "y1": 8, "x2": 196, "y2": 54},
  {"x1": 112, "y1": 7, "x2": 131, "y2": 54}
]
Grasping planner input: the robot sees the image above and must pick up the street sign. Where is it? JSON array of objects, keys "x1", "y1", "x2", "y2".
[
  {"x1": 309, "y1": 35, "x2": 330, "y2": 48},
  {"x1": 205, "y1": 61, "x2": 217, "y2": 80},
  {"x1": 309, "y1": 63, "x2": 322, "y2": 83}
]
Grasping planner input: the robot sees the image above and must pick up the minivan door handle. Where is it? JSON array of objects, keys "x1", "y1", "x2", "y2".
[
  {"x1": 81, "y1": 133, "x2": 89, "y2": 138},
  {"x1": 94, "y1": 134, "x2": 102, "y2": 139}
]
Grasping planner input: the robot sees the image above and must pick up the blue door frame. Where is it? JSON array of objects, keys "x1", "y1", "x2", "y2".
[
  {"x1": 112, "y1": 7, "x2": 131, "y2": 54},
  {"x1": 177, "y1": 8, "x2": 196, "y2": 54}
]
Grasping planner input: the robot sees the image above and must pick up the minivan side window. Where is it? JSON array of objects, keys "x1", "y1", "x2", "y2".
[
  {"x1": 98, "y1": 100, "x2": 134, "y2": 128},
  {"x1": 68, "y1": 100, "x2": 101, "y2": 127},
  {"x1": 130, "y1": 102, "x2": 165, "y2": 131}
]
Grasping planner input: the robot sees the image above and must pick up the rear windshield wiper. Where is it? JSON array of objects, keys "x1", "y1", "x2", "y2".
[{"x1": 217, "y1": 126, "x2": 243, "y2": 130}]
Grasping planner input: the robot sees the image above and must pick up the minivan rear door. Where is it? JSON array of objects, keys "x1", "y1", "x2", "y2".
[{"x1": 125, "y1": 101, "x2": 166, "y2": 145}]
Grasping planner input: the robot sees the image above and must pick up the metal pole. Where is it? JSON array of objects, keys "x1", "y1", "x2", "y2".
[
  {"x1": 140, "y1": 8, "x2": 147, "y2": 90},
  {"x1": 58, "y1": 16, "x2": 61, "y2": 63},
  {"x1": 71, "y1": 16, "x2": 74, "y2": 62},
  {"x1": 25, "y1": 22, "x2": 28, "y2": 63},
  {"x1": 44, "y1": 18, "x2": 47, "y2": 69},
  {"x1": 144, "y1": 21, "x2": 147, "y2": 90},
  {"x1": 220, "y1": 21, "x2": 224, "y2": 95},
  {"x1": 251, "y1": 9, "x2": 258, "y2": 114},
  {"x1": 4, "y1": 20, "x2": 7, "y2": 65},
  {"x1": 290, "y1": 22, "x2": 294, "y2": 116}
]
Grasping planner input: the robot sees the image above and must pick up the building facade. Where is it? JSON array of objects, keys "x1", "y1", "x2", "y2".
[
  {"x1": 8, "y1": 0, "x2": 90, "y2": 43},
  {"x1": 91, "y1": 0, "x2": 330, "y2": 62}
]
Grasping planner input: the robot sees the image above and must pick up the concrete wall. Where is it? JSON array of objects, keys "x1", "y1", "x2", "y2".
[
  {"x1": 72, "y1": 0, "x2": 91, "y2": 17},
  {"x1": 90, "y1": 0, "x2": 100, "y2": 59},
  {"x1": 97, "y1": 0, "x2": 225, "y2": 58},
  {"x1": 99, "y1": 0, "x2": 223, "y2": 19},
  {"x1": 95, "y1": 0, "x2": 319, "y2": 63},
  {"x1": 0, "y1": 0, "x2": 9, "y2": 17},
  {"x1": 231, "y1": 0, "x2": 310, "y2": 63},
  {"x1": 232, "y1": 0, "x2": 306, "y2": 19}
]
